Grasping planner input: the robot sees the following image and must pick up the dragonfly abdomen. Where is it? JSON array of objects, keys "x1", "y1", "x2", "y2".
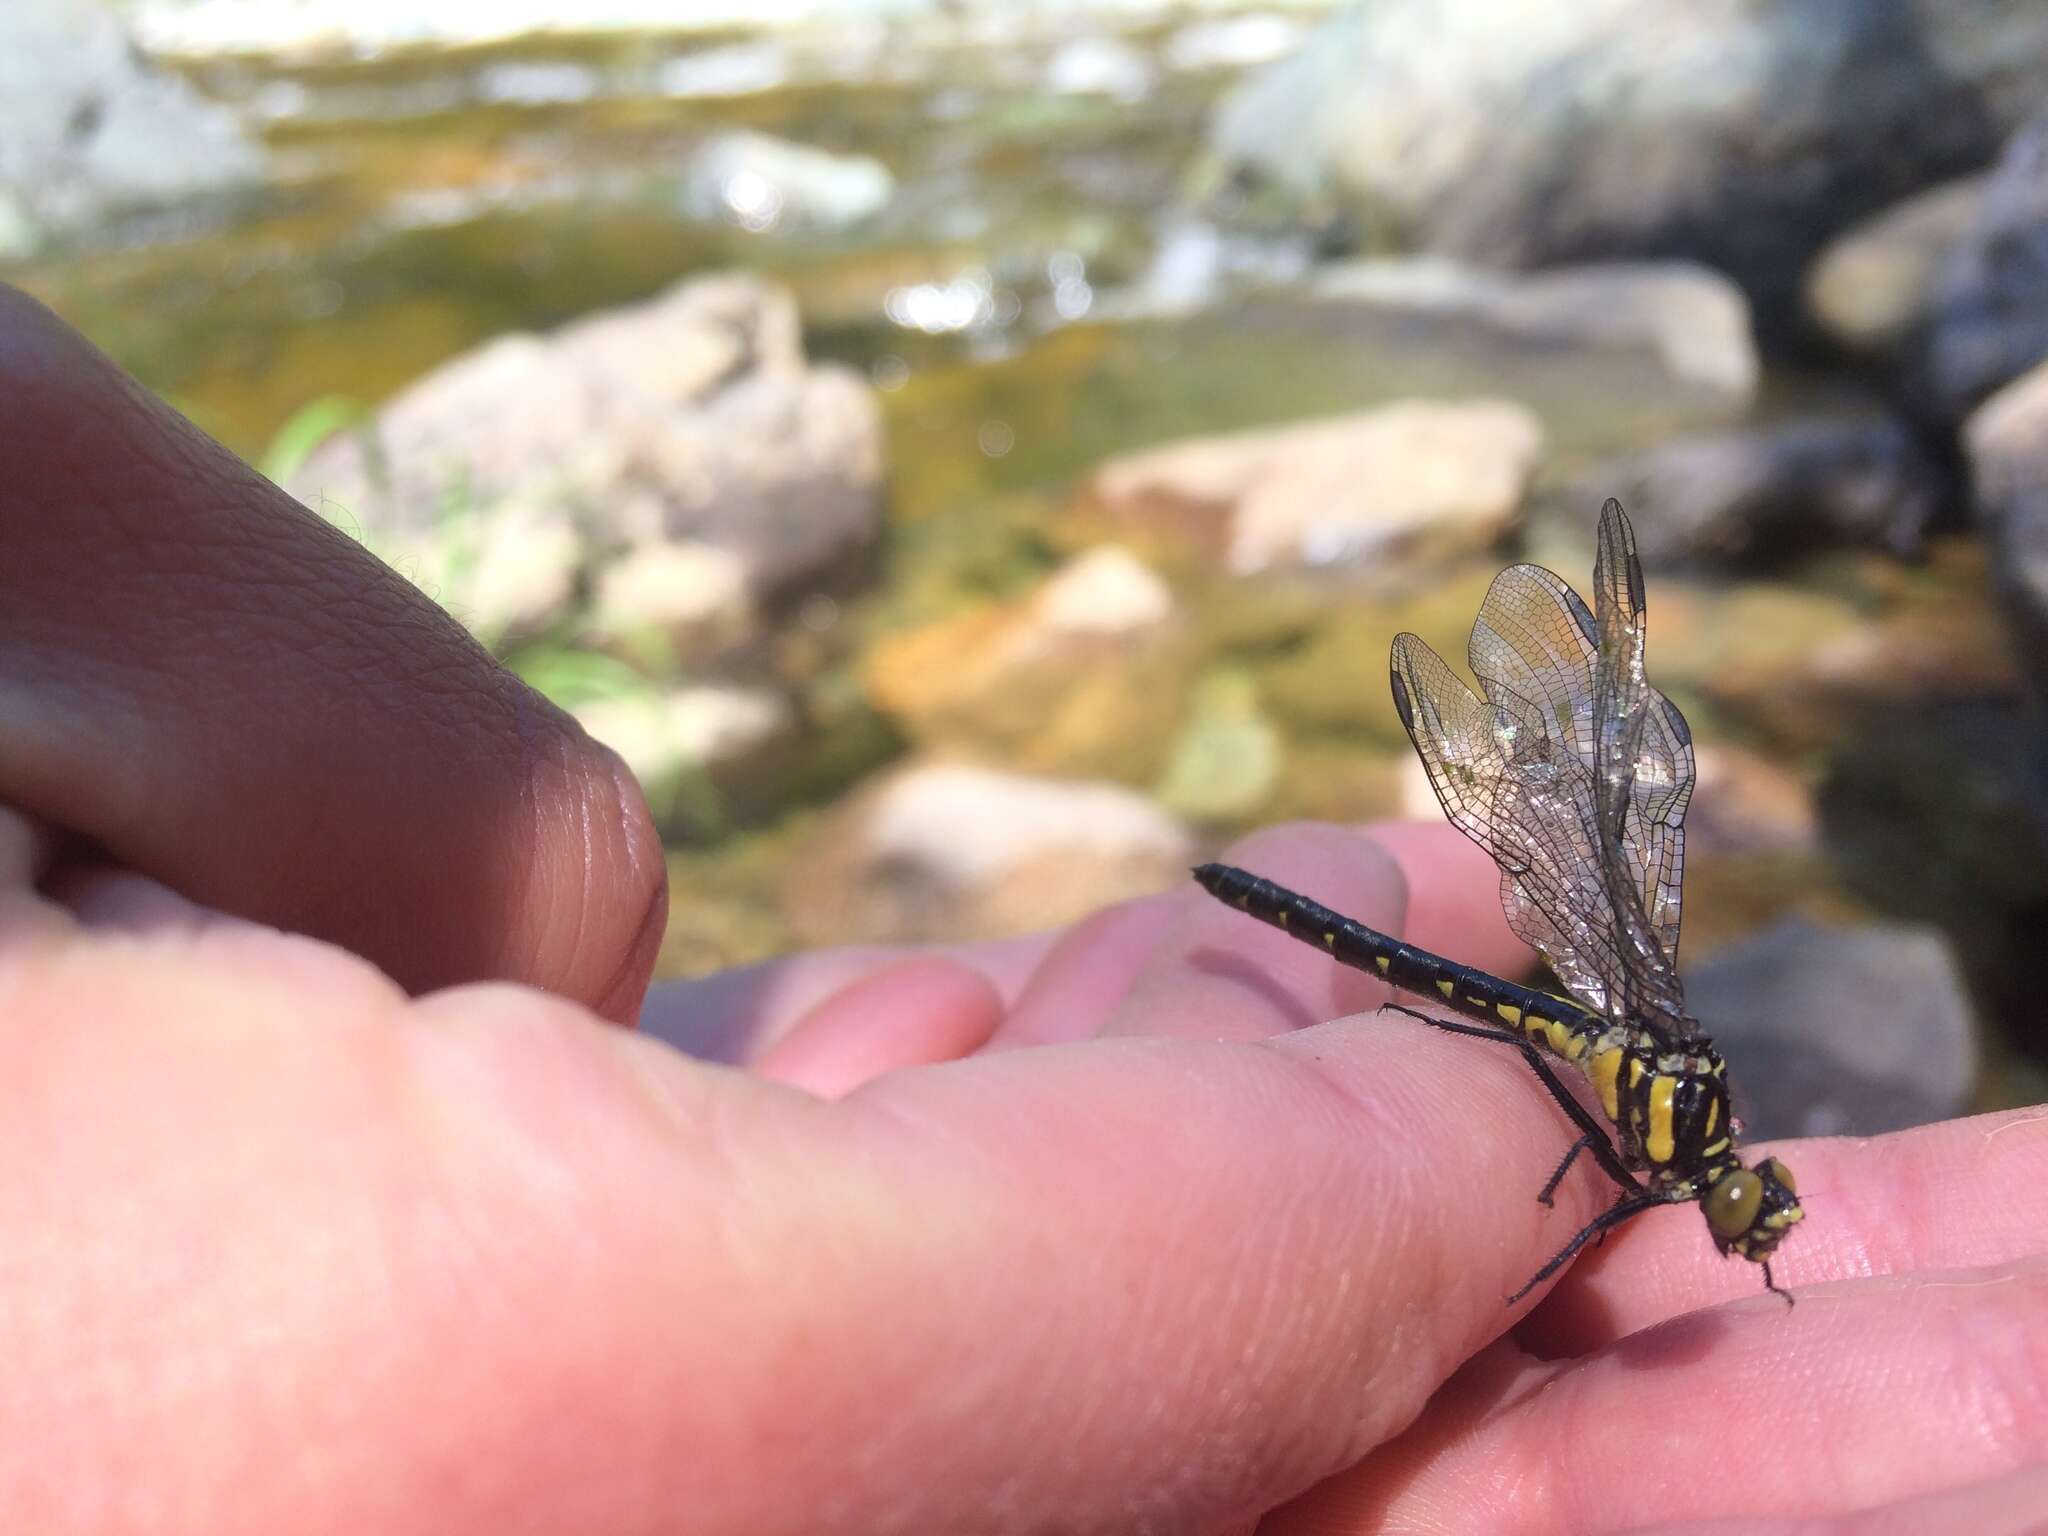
[{"x1": 1193, "y1": 862, "x2": 1608, "y2": 1055}]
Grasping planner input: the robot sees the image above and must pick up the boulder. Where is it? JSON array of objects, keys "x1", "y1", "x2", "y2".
[
  {"x1": 1573, "y1": 416, "x2": 1949, "y2": 566},
  {"x1": 1686, "y1": 918, "x2": 1976, "y2": 1141},
  {"x1": 0, "y1": 0, "x2": 264, "y2": 242},
  {"x1": 587, "y1": 541, "x2": 756, "y2": 667},
  {"x1": 1071, "y1": 398, "x2": 1543, "y2": 578},
  {"x1": 1914, "y1": 111, "x2": 2048, "y2": 425},
  {"x1": 782, "y1": 760, "x2": 1193, "y2": 945},
  {"x1": 1963, "y1": 356, "x2": 2048, "y2": 712},
  {"x1": 1208, "y1": 0, "x2": 2048, "y2": 332},
  {"x1": 293, "y1": 274, "x2": 885, "y2": 632},
  {"x1": 1310, "y1": 259, "x2": 1760, "y2": 405},
  {"x1": 1804, "y1": 174, "x2": 1989, "y2": 361},
  {"x1": 863, "y1": 546, "x2": 1194, "y2": 783}
]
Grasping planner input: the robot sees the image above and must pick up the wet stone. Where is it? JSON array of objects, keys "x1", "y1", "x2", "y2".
[
  {"x1": 1688, "y1": 917, "x2": 1978, "y2": 1141},
  {"x1": 1573, "y1": 416, "x2": 1950, "y2": 567}
]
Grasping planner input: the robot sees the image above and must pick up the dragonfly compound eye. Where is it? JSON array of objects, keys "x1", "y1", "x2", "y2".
[
  {"x1": 1762, "y1": 1156, "x2": 1797, "y2": 1195},
  {"x1": 1705, "y1": 1169, "x2": 1763, "y2": 1244}
]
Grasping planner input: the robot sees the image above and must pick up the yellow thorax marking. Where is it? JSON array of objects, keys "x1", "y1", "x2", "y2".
[
  {"x1": 1645, "y1": 1075, "x2": 1678, "y2": 1164},
  {"x1": 1703, "y1": 1095, "x2": 1718, "y2": 1139},
  {"x1": 1590, "y1": 1047, "x2": 1624, "y2": 1120}
]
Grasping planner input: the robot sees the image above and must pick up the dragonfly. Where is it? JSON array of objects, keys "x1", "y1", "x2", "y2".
[{"x1": 1196, "y1": 498, "x2": 1803, "y2": 1304}]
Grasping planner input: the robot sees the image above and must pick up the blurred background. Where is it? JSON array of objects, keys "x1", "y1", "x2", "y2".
[{"x1": 7, "y1": 0, "x2": 2047, "y2": 1137}]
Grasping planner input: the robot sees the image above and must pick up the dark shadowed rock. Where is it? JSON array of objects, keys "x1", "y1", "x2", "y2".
[
  {"x1": 1208, "y1": 0, "x2": 2048, "y2": 333},
  {"x1": 0, "y1": 0, "x2": 264, "y2": 247},
  {"x1": 1574, "y1": 417, "x2": 1950, "y2": 565},
  {"x1": 293, "y1": 274, "x2": 884, "y2": 630},
  {"x1": 1915, "y1": 111, "x2": 2048, "y2": 426},
  {"x1": 1689, "y1": 918, "x2": 1977, "y2": 1141},
  {"x1": 1963, "y1": 357, "x2": 2048, "y2": 721}
]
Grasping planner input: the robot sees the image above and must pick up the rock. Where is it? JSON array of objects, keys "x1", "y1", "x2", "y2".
[
  {"x1": 293, "y1": 274, "x2": 885, "y2": 627},
  {"x1": 1574, "y1": 417, "x2": 1949, "y2": 565},
  {"x1": 450, "y1": 497, "x2": 582, "y2": 647},
  {"x1": 1652, "y1": 566, "x2": 2017, "y2": 752},
  {"x1": 1804, "y1": 174, "x2": 1989, "y2": 360},
  {"x1": 1686, "y1": 918, "x2": 1976, "y2": 1141},
  {"x1": 588, "y1": 541, "x2": 756, "y2": 666},
  {"x1": 0, "y1": 0, "x2": 264, "y2": 240},
  {"x1": 1915, "y1": 111, "x2": 2048, "y2": 426},
  {"x1": 1073, "y1": 399, "x2": 1543, "y2": 578},
  {"x1": 1963, "y1": 357, "x2": 2048, "y2": 712},
  {"x1": 782, "y1": 760, "x2": 1194, "y2": 945},
  {"x1": 683, "y1": 130, "x2": 894, "y2": 234},
  {"x1": 863, "y1": 546, "x2": 1194, "y2": 783},
  {"x1": 575, "y1": 683, "x2": 799, "y2": 838},
  {"x1": 1310, "y1": 258, "x2": 1760, "y2": 405},
  {"x1": 1208, "y1": 0, "x2": 2048, "y2": 333}
]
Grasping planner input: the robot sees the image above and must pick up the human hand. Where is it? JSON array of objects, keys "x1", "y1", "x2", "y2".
[{"x1": 4, "y1": 284, "x2": 2045, "y2": 1534}]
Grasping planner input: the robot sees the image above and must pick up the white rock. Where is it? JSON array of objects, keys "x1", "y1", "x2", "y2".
[
  {"x1": 591, "y1": 542, "x2": 756, "y2": 660},
  {"x1": 864, "y1": 763, "x2": 1190, "y2": 890},
  {"x1": 1030, "y1": 546, "x2": 1173, "y2": 639}
]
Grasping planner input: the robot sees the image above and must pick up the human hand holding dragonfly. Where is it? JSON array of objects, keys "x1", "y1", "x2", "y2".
[{"x1": 2, "y1": 284, "x2": 2044, "y2": 1534}]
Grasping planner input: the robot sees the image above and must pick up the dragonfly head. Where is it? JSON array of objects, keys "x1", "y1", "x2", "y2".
[{"x1": 1700, "y1": 1154, "x2": 1803, "y2": 1262}]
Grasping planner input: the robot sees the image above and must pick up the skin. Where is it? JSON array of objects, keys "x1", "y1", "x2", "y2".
[{"x1": 2, "y1": 283, "x2": 2046, "y2": 1534}]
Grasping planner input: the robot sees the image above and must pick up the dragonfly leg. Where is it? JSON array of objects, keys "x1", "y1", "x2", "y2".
[
  {"x1": 1383, "y1": 1003, "x2": 1637, "y2": 1194},
  {"x1": 1537, "y1": 1133, "x2": 1597, "y2": 1208},
  {"x1": 1507, "y1": 1187, "x2": 1667, "y2": 1304},
  {"x1": 1762, "y1": 1262, "x2": 1795, "y2": 1308}
]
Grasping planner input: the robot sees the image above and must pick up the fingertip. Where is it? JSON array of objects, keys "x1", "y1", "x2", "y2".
[
  {"x1": 1361, "y1": 820, "x2": 1530, "y2": 978},
  {"x1": 754, "y1": 955, "x2": 1003, "y2": 1098}
]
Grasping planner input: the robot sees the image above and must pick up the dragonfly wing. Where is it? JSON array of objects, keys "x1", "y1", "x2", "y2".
[
  {"x1": 1589, "y1": 498, "x2": 1695, "y2": 1028},
  {"x1": 1392, "y1": 625, "x2": 1624, "y2": 1019},
  {"x1": 1392, "y1": 501, "x2": 1699, "y2": 1036}
]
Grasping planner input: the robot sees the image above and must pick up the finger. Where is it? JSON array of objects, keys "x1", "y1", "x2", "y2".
[
  {"x1": 998, "y1": 821, "x2": 1533, "y2": 1050},
  {"x1": 990, "y1": 891, "x2": 1184, "y2": 1047},
  {"x1": 639, "y1": 927, "x2": 1057, "y2": 1065},
  {"x1": 1277, "y1": 1260, "x2": 2048, "y2": 1535},
  {"x1": 1522, "y1": 1107, "x2": 2048, "y2": 1353},
  {"x1": 0, "y1": 286, "x2": 664, "y2": 1021},
  {"x1": 751, "y1": 956, "x2": 1003, "y2": 1096},
  {"x1": 1, "y1": 925, "x2": 1616, "y2": 1532},
  {"x1": 1358, "y1": 819, "x2": 1529, "y2": 975},
  {"x1": 1104, "y1": 823, "x2": 1414, "y2": 1041},
  {"x1": 1619, "y1": 1463, "x2": 2048, "y2": 1536}
]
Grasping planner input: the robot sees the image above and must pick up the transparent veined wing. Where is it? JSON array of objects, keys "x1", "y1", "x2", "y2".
[
  {"x1": 1389, "y1": 499, "x2": 1696, "y2": 1036},
  {"x1": 1587, "y1": 497, "x2": 1695, "y2": 1029}
]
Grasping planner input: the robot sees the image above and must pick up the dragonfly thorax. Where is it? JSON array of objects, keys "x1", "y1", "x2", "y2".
[{"x1": 1602, "y1": 1037, "x2": 1735, "y2": 1183}]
